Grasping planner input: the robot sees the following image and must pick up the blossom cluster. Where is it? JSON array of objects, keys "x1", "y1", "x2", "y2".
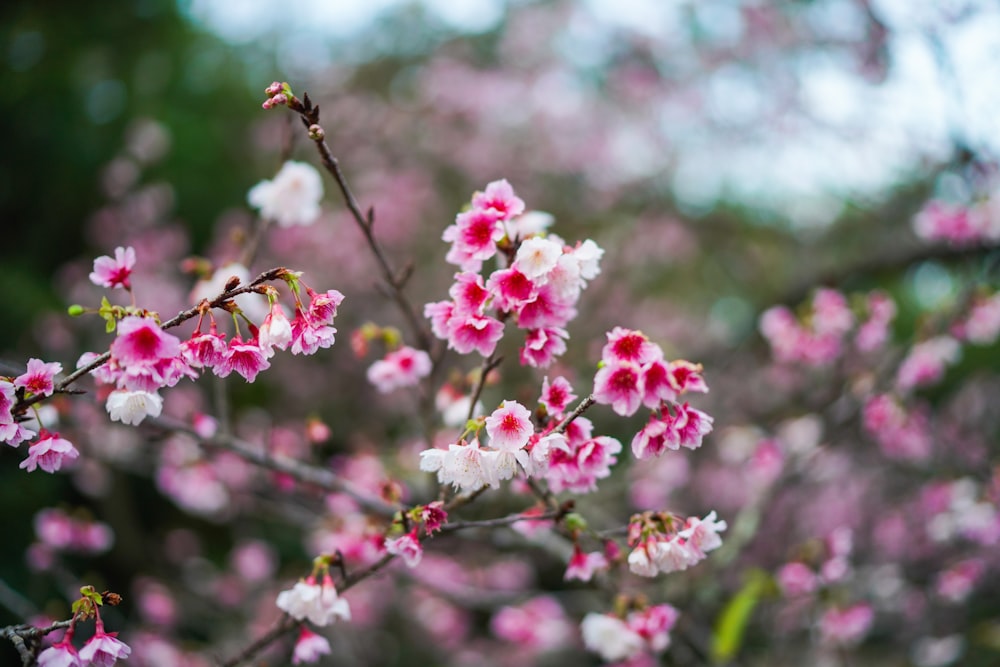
[
  {"x1": 425, "y1": 179, "x2": 603, "y2": 366},
  {"x1": 591, "y1": 327, "x2": 713, "y2": 460},
  {"x1": 913, "y1": 198, "x2": 1000, "y2": 246},
  {"x1": 580, "y1": 604, "x2": 679, "y2": 662},
  {"x1": 626, "y1": 510, "x2": 727, "y2": 577},
  {"x1": 276, "y1": 574, "x2": 351, "y2": 626},
  {"x1": 1, "y1": 359, "x2": 80, "y2": 473},
  {"x1": 78, "y1": 248, "x2": 343, "y2": 426}
]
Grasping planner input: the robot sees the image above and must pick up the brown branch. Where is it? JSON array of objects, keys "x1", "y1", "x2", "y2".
[
  {"x1": 14, "y1": 267, "x2": 291, "y2": 416},
  {"x1": 150, "y1": 416, "x2": 401, "y2": 519},
  {"x1": 553, "y1": 394, "x2": 596, "y2": 435},
  {"x1": 286, "y1": 95, "x2": 432, "y2": 352}
]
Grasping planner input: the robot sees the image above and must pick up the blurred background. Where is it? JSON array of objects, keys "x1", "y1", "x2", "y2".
[{"x1": 2, "y1": 0, "x2": 1000, "y2": 665}]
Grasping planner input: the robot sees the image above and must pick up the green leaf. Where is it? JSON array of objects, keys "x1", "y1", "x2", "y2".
[{"x1": 711, "y1": 570, "x2": 768, "y2": 663}]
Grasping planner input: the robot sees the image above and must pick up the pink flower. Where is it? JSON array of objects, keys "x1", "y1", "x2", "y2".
[
  {"x1": 292, "y1": 627, "x2": 332, "y2": 664},
  {"x1": 181, "y1": 326, "x2": 228, "y2": 369},
  {"x1": 110, "y1": 317, "x2": 181, "y2": 368},
  {"x1": 214, "y1": 336, "x2": 270, "y2": 382},
  {"x1": 0, "y1": 381, "x2": 17, "y2": 425},
  {"x1": 519, "y1": 327, "x2": 568, "y2": 368},
  {"x1": 627, "y1": 604, "x2": 679, "y2": 653},
  {"x1": 306, "y1": 289, "x2": 345, "y2": 324},
  {"x1": 819, "y1": 603, "x2": 874, "y2": 646},
  {"x1": 37, "y1": 638, "x2": 81, "y2": 667},
  {"x1": 856, "y1": 291, "x2": 896, "y2": 352},
  {"x1": 385, "y1": 529, "x2": 423, "y2": 567},
  {"x1": 913, "y1": 200, "x2": 982, "y2": 245},
  {"x1": 896, "y1": 336, "x2": 961, "y2": 391},
  {"x1": 637, "y1": 359, "x2": 676, "y2": 408},
  {"x1": 601, "y1": 328, "x2": 661, "y2": 365},
  {"x1": 679, "y1": 510, "x2": 727, "y2": 557},
  {"x1": 491, "y1": 596, "x2": 572, "y2": 651},
  {"x1": 593, "y1": 361, "x2": 643, "y2": 417},
  {"x1": 447, "y1": 313, "x2": 505, "y2": 356},
  {"x1": 366, "y1": 346, "x2": 432, "y2": 393},
  {"x1": 14, "y1": 358, "x2": 62, "y2": 397},
  {"x1": 276, "y1": 575, "x2": 351, "y2": 626},
  {"x1": 421, "y1": 502, "x2": 448, "y2": 534},
  {"x1": 79, "y1": 622, "x2": 132, "y2": 666},
  {"x1": 290, "y1": 311, "x2": 337, "y2": 356},
  {"x1": 485, "y1": 400, "x2": 534, "y2": 451},
  {"x1": 539, "y1": 376, "x2": 576, "y2": 416},
  {"x1": 89, "y1": 246, "x2": 136, "y2": 290},
  {"x1": 564, "y1": 544, "x2": 608, "y2": 582},
  {"x1": 443, "y1": 207, "x2": 505, "y2": 269},
  {"x1": 486, "y1": 267, "x2": 536, "y2": 313},
  {"x1": 449, "y1": 272, "x2": 490, "y2": 315},
  {"x1": 671, "y1": 403, "x2": 714, "y2": 450},
  {"x1": 19, "y1": 431, "x2": 79, "y2": 473},
  {"x1": 777, "y1": 562, "x2": 818, "y2": 597},
  {"x1": 424, "y1": 300, "x2": 455, "y2": 339},
  {"x1": 471, "y1": 179, "x2": 525, "y2": 221},
  {"x1": 515, "y1": 283, "x2": 576, "y2": 329},
  {"x1": 667, "y1": 360, "x2": 708, "y2": 395}
]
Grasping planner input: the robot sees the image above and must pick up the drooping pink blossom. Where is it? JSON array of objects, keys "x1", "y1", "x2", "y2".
[
  {"x1": 105, "y1": 389, "x2": 163, "y2": 426},
  {"x1": 289, "y1": 310, "x2": 337, "y2": 356},
  {"x1": 420, "y1": 502, "x2": 448, "y2": 534},
  {"x1": 19, "y1": 431, "x2": 79, "y2": 473},
  {"x1": 385, "y1": 529, "x2": 423, "y2": 568},
  {"x1": 14, "y1": 358, "x2": 62, "y2": 397},
  {"x1": 79, "y1": 621, "x2": 132, "y2": 665},
  {"x1": 306, "y1": 289, "x2": 345, "y2": 324},
  {"x1": 181, "y1": 326, "x2": 228, "y2": 369},
  {"x1": 292, "y1": 627, "x2": 332, "y2": 665},
  {"x1": 89, "y1": 246, "x2": 136, "y2": 290},
  {"x1": 214, "y1": 336, "x2": 271, "y2": 382},
  {"x1": 37, "y1": 637, "x2": 81, "y2": 667},
  {"x1": 449, "y1": 272, "x2": 490, "y2": 315},
  {"x1": 564, "y1": 544, "x2": 608, "y2": 582}
]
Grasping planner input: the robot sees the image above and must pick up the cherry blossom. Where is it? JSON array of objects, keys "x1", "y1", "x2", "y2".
[
  {"x1": 580, "y1": 613, "x2": 644, "y2": 662},
  {"x1": 247, "y1": 160, "x2": 324, "y2": 227},
  {"x1": 89, "y1": 246, "x2": 136, "y2": 290},
  {"x1": 105, "y1": 389, "x2": 163, "y2": 426},
  {"x1": 385, "y1": 529, "x2": 423, "y2": 567},
  {"x1": 292, "y1": 627, "x2": 332, "y2": 664},
  {"x1": 485, "y1": 400, "x2": 534, "y2": 451},
  {"x1": 276, "y1": 575, "x2": 351, "y2": 626},
  {"x1": 14, "y1": 358, "x2": 62, "y2": 397},
  {"x1": 19, "y1": 431, "x2": 79, "y2": 473},
  {"x1": 366, "y1": 346, "x2": 432, "y2": 393},
  {"x1": 79, "y1": 620, "x2": 132, "y2": 665}
]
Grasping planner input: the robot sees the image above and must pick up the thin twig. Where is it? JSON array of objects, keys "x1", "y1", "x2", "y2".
[
  {"x1": 151, "y1": 416, "x2": 401, "y2": 519},
  {"x1": 14, "y1": 267, "x2": 290, "y2": 416}
]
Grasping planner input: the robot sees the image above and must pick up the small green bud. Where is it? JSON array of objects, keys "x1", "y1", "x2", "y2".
[
  {"x1": 563, "y1": 512, "x2": 588, "y2": 533},
  {"x1": 67, "y1": 304, "x2": 85, "y2": 316}
]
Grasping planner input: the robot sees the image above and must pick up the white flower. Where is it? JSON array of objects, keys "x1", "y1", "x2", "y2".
[
  {"x1": 514, "y1": 237, "x2": 563, "y2": 280},
  {"x1": 580, "y1": 613, "x2": 644, "y2": 662},
  {"x1": 106, "y1": 390, "x2": 163, "y2": 425},
  {"x1": 276, "y1": 578, "x2": 351, "y2": 626},
  {"x1": 248, "y1": 160, "x2": 324, "y2": 227},
  {"x1": 627, "y1": 544, "x2": 660, "y2": 578},
  {"x1": 506, "y1": 210, "x2": 553, "y2": 240},
  {"x1": 574, "y1": 239, "x2": 604, "y2": 280}
]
